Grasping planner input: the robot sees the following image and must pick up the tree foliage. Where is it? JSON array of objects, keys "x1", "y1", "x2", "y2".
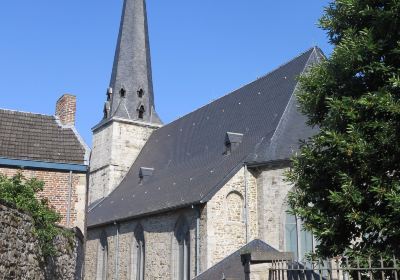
[
  {"x1": 287, "y1": 0, "x2": 400, "y2": 258},
  {"x1": 0, "y1": 173, "x2": 62, "y2": 257}
]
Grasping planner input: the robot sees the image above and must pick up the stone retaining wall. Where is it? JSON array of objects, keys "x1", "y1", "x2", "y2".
[{"x1": 0, "y1": 200, "x2": 84, "y2": 280}]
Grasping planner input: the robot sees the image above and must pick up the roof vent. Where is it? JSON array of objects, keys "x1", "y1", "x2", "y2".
[
  {"x1": 139, "y1": 167, "x2": 154, "y2": 181},
  {"x1": 224, "y1": 132, "x2": 243, "y2": 155}
]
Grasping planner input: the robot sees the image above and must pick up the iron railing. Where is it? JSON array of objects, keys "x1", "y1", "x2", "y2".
[{"x1": 269, "y1": 257, "x2": 399, "y2": 280}]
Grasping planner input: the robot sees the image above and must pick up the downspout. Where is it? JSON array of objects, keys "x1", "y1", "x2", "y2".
[
  {"x1": 115, "y1": 221, "x2": 120, "y2": 280},
  {"x1": 66, "y1": 170, "x2": 73, "y2": 227},
  {"x1": 244, "y1": 164, "x2": 249, "y2": 243},
  {"x1": 195, "y1": 205, "x2": 201, "y2": 276}
]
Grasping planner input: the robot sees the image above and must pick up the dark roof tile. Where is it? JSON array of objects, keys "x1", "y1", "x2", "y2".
[
  {"x1": 88, "y1": 47, "x2": 323, "y2": 227},
  {"x1": 0, "y1": 110, "x2": 87, "y2": 164}
]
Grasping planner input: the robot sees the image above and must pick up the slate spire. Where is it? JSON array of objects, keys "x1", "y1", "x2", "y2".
[{"x1": 104, "y1": 0, "x2": 161, "y2": 124}]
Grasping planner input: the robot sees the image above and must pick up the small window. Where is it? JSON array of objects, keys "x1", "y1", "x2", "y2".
[
  {"x1": 138, "y1": 106, "x2": 145, "y2": 119},
  {"x1": 120, "y1": 88, "x2": 126, "y2": 98},
  {"x1": 137, "y1": 89, "x2": 144, "y2": 98},
  {"x1": 106, "y1": 87, "x2": 113, "y2": 101}
]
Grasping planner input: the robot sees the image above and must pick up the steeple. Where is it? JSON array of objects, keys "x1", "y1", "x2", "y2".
[{"x1": 104, "y1": 0, "x2": 161, "y2": 124}]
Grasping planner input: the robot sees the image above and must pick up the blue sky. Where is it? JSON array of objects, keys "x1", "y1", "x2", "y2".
[{"x1": 0, "y1": 1, "x2": 332, "y2": 145}]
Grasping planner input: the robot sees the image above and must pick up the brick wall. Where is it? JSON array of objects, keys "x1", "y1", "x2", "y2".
[
  {"x1": 56, "y1": 94, "x2": 76, "y2": 126},
  {"x1": 0, "y1": 167, "x2": 86, "y2": 232}
]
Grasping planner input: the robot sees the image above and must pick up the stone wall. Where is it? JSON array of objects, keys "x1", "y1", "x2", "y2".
[
  {"x1": 89, "y1": 119, "x2": 159, "y2": 204},
  {"x1": 202, "y1": 166, "x2": 259, "y2": 269},
  {"x1": 85, "y1": 165, "x2": 294, "y2": 279},
  {"x1": 85, "y1": 208, "x2": 198, "y2": 280},
  {"x1": 0, "y1": 201, "x2": 84, "y2": 280},
  {"x1": 255, "y1": 165, "x2": 293, "y2": 251},
  {"x1": 0, "y1": 167, "x2": 87, "y2": 233}
]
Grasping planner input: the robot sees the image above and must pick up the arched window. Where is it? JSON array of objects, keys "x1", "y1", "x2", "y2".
[
  {"x1": 173, "y1": 216, "x2": 190, "y2": 280},
  {"x1": 226, "y1": 191, "x2": 244, "y2": 222},
  {"x1": 284, "y1": 212, "x2": 314, "y2": 261},
  {"x1": 120, "y1": 88, "x2": 126, "y2": 98},
  {"x1": 96, "y1": 231, "x2": 108, "y2": 280},
  {"x1": 138, "y1": 106, "x2": 145, "y2": 119},
  {"x1": 137, "y1": 88, "x2": 144, "y2": 98},
  {"x1": 129, "y1": 224, "x2": 145, "y2": 280}
]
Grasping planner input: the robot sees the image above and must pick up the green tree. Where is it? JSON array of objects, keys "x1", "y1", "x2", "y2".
[
  {"x1": 0, "y1": 173, "x2": 62, "y2": 257},
  {"x1": 287, "y1": 0, "x2": 400, "y2": 259}
]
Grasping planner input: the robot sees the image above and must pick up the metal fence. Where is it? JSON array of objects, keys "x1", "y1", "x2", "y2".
[{"x1": 269, "y1": 257, "x2": 399, "y2": 280}]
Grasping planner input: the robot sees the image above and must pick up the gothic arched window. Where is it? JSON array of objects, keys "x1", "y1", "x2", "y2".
[
  {"x1": 173, "y1": 216, "x2": 190, "y2": 280},
  {"x1": 96, "y1": 231, "x2": 108, "y2": 280},
  {"x1": 226, "y1": 191, "x2": 244, "y2": 222},
  {"x1": 284, "y1": 212, "x2": 314, "y2": 261},
  {"x1": 129, "y1": 224, "x2": 145, "y2": 280},
  {"x1": 138, "y1": 105, "x2": 145, "y2": 119}
]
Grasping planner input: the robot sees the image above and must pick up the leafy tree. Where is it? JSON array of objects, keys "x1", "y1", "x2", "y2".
[
  {"x1": 0, "y1": 173, "x2": 62, "y2": 257},
  {"x1": 287, "y1": 0, "x2": 400, "y2": 259}
]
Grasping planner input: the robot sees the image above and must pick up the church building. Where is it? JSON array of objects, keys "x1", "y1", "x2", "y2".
[{"x1": 85, "y1": 0, "x2": 324, "y2": 279}]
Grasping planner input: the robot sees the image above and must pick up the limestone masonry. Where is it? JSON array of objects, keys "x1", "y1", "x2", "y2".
[{"x1": 0, "y1": 201, "x2": 84, "y2": 280}]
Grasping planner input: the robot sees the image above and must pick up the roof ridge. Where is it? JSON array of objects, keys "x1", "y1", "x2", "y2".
[
  {"x1": 254, "y1": 46, "x2": 317, "y2": 82},
  {"x1": 155, "y1": 47, "x2": 318, "y2": 129},
  {"x1": 267, "y1": 47, "x2": 319, "y2": 145},
  {"x1": 0, "y1": 108, "x2": 54, "y2": 118}
]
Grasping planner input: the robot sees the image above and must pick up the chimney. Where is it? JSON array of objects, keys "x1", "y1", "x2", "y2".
[{"x1": 56, "y1": 94, "x2": 76, "y2": 126}]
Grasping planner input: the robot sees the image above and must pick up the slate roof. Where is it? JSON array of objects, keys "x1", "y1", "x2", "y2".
[
  {"x1": 88, "y1": 47, "x2": 324, "y2": 227},
  {"x1": 0, "y1": 109, "x2": 87, "y2": 165},
  {"x1": 193, "y1": 239, "x2": 278, "y2": 280},
  {"x1": 108, "y1": 0, "x2": 161, "y2": 124}
]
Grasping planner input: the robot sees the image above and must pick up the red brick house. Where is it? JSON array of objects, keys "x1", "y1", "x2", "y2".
[{"x1": 0, "y1": 94, "x2": 89, "y2": 232}]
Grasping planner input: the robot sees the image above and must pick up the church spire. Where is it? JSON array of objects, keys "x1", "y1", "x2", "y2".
[{"x1": 105, "y1": 0, "x2": 161, "y2": 124}]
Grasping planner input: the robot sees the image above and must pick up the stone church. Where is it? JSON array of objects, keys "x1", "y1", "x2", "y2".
[{"x1": 85, "y1": 0, "x2": 324, "y2": 279}]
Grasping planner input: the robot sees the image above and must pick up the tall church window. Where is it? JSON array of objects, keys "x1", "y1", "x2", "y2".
[
  {"x1": 284, "y1": 212, "x2": 314, "y2": 261},
  {"x1": 173, "y1": 216, "x2": 190, "y2": 280},
  {"x1": 129, "y1": 224, "x2": 145, "y2": 280},
  {"x1": 96, "y1": 231, "x2": 108, "y2": 280},
  {"x1": 226, "y1": 191, "x2": 244, "y2": 222},
  {"x1": 138, "y1": 106, "x2": 145, "y2": 119}
]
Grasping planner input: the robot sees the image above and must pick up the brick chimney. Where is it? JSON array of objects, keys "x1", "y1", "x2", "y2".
[{"x1": 56, "y1": 94, "x2": 76, "y2": 126}]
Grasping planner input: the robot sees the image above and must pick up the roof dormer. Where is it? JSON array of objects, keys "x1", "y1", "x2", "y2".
[{"x1": 224, "y1": 132, "x2": 243, "y2": 155}]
